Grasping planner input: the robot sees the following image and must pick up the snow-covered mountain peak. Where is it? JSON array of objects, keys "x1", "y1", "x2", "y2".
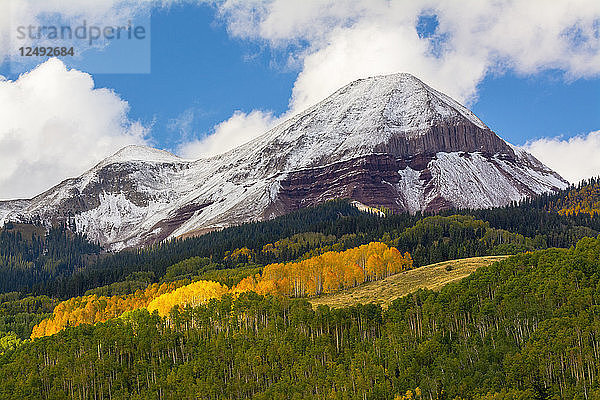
[
  {"x1": 98, "y1": 145, "x2": 183, "y2": 167},
  {"x1": 218, "y1": 72, "x2": 493, "y2": 175},
  {"x1": 334, "y1": 73, "x2": 488, "y2": 133},
  {"x1": 0, "y1": 72, "x2": 568, "y2": 250}
]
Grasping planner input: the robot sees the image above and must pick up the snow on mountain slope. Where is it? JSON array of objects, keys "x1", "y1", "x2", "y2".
[
  {"x1": 0, "y1": 200, "x2": 29, "y2": 225},
  {"x1": 98, "y1": 145, "x2": 185, "y2": 166},
  {"x1": 213, "y1": 73, "x2": 491, "y2": 174},
  {"x1": 428, "y1": 151, "x2": 565, "y2": 211},
  {"x1": 0, "y1": 73, "x2": 568, "y2": 250}
]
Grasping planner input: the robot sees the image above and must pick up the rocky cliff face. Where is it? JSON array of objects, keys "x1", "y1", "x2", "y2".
[
  {"x1": 0, "y1": 73, "x2": 568, "y2": 250},
  {"x1": 378, "y1": 121, "x2": 512, "y2": 157}
]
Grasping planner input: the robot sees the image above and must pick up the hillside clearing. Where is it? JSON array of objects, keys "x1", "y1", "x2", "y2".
[{"x1": 309, "y1": 255, "x2": 509, "y2": 309}]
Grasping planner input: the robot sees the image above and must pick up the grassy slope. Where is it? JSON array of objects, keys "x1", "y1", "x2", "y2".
[{"x1": 309, "y1": 255, "x2": 509, "y2": 309}]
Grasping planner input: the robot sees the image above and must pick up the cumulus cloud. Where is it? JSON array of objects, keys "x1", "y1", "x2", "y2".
[
  {"x1": 218, "y1": 0, "x2": 600, "y2": 112},
  {"x1": 177, "y1": 110, "x2": 277, "y2": 159},
  {"x1": 288, "y1": 19, "x2": 487, "y2": 112},
  {"x1": 0, "y1": 58, "x2": 148, "y2": 199},
  {"x1": 524, "y1": 131, "x2": 600, "y2": 184}
]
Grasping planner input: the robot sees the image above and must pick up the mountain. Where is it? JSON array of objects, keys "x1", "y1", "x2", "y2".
[{"x1": 0, "y1": 73, "x2": 568, "y2": 250}]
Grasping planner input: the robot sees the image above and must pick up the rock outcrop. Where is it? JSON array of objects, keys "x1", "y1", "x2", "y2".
[{"x1": 0, "y1": 73, "x2": 568, "y2": 250}]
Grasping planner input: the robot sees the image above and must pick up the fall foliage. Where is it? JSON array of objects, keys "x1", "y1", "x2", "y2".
[
  {"x1": 555, "y1": 178, "x2": 600, "y2": 216},
  {"x1": 31, "y1": 242, "x2": 411, "y2": 338},
  {"x1": 30, "y1": 281, "x2": 184, "y2": 338},
  {"x1": 234, "y1": 242, "x2": 412, "y2": 297},
  {"x1": 147, "y1": 280, "x2": 229, "y2": 316}
]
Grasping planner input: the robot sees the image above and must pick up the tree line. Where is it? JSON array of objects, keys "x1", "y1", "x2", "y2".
[{"x1": 3, "y1": 236, "x2": 600, "y2": 398}]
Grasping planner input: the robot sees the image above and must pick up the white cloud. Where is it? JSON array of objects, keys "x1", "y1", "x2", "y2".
[
  {"x1": 524, "y1": 131, "x2": 600, "y2": 184},
  {"x1": 0, "y1": 58, "x2": 147, "y2": 199},
  {"x1": 167, "y1": 108, "x2": 196, "y2": 141},
  {"x1": 288, "y1": 19, "x2": 487, "y2": 112},
  {"x1": 177, "y1": 110, "x2": 277, "y2": 159},
  {"x1": 217, "y1": 0, "x2": 600, "y2": 112}
]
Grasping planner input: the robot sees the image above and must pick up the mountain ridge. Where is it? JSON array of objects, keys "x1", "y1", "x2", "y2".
[{"x1": 0, "y1": 72, "x2": 568, "y2": 250}]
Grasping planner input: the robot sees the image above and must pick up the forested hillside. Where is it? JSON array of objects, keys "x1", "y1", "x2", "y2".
[
  {"x1": 1, "y1": 182, "x2": 600, "y2": 399},
  {"x1": 31, "y1": 242, "x2": 412, "y2": 338},
  {"x1": 23, "y1": 198, "x2": 600, "y2": 300},
  {"x1": 554, "y1": 177, "x2": 600, "y2": 216},
  {"x1": 0, "y1": 223, "x2": 100, "y2": 293},
  {"x1": 2, "y1": 237, "x2": 600, "y2": 399},
  {"x1": 2, "y1": 190, "x2": 600, "y2": 344}
]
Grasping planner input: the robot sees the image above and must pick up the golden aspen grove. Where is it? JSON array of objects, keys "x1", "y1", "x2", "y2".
[
  {"x1": 234, "y1": 242, "x2": 412, "y2": 297},
  {"x1": 30, "y1": 281, "x2": 185, "y2": 338},
  {"x1": 31, "y1": 242, "x2": 411, "y2": 337},
  {"x1": 147, "y1": 280, "x2": 229, "y2": 316},
  {"x1": 554, "y1": 178, "x2": 600, "y2": 216}
]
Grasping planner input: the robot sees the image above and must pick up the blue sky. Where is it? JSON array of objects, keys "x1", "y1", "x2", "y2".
[
  {"x1": 474, "y1": 71, "x2": 600, "y2": 145},
  {"x1": 93, "y1": 3, "x2": 298, "y2": 150},
  {"x1": 0, "y1": 0, "x2": 599, "y2": 198},
  {"x1": 91, "y1": 4, "x2": 600, "y2": 149}
]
